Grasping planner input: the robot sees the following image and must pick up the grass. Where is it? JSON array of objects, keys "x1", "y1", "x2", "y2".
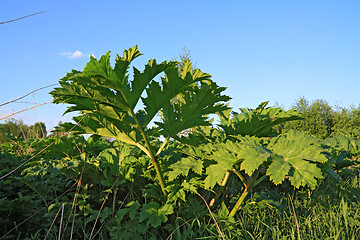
[
  {"x1": 169, "y1": 171, "x2": 360, "y2": 240},
  {"x1": 1, "y1": 137, "x2": 359, "y2": 239}
]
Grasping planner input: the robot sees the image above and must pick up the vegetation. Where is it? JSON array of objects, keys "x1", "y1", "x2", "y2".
[
  {"x1": 0, "y1": 119, "x2": 47, "y2": 144},
  {"x1": 1, "y1": 47, "x2": 359, "y2": 239},
  {"x1": 279, "y1": 97, "x2": 360, "y2": 139}
]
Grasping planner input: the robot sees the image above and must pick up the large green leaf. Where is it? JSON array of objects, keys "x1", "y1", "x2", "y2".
[
  {"x1": 219, "y1": 102, "x2": 301, "y2": 137},
  {"x1": 142, "y1": 60, "x2": 228, "y2": 129},
  {"x1": 203, "y1": 137, "x2": 271, "y2": 189},
  {"x1": 51, "y1": 47, "x2": 229, "y2": 150},
  {"x1": 236, "y1": 136, "x2": 272, "y2": 175},
  {"x1": 156, "y1": 80, "x2": 230, "y2": 137},
  {"x1": 204, "y1": 143, "x2": 239, "y2": 189},
  {"x1": 124, "y1": 59, "x2": 174, "y2": 110},
  {"x1": 267, "y1": 130, "x2": 328, "y2": 189},
  {"x1": 97, "y1": 143, "x2": 137, "y2": 186},
  {"x1": 82, "y1": 46, "x2": 141, "y2": 91},
  {"x1": 167, "y1": 157, "x2": 203, "y2": 181},
  {"x1": 51, "y1": 47, "x2": 230, "y2": 196}
]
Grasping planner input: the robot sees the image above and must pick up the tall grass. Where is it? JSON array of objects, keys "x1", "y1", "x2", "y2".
[{"x1": 171, "y1": 172, "x2": 360, "y2": 239}]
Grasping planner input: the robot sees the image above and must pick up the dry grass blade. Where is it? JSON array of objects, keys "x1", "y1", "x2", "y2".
[
  {"x1": 60, "y1": 160, "x2": 85, "y2": 240},
  {"x1": 90, "y1": 191, "x2": 131, "y2": 240},
  {"x1": 89, "y1": 154, "x2": 125, "y2": 240},
  {"x1": 44, "y1": 203, "x2": 64, "y2": 240},
  {"x1": 288, "y1": 193, "x2": 301, "y2": 240},
  {"x1": 165, "y1": 218, "x2": 194, "y2": 240},
  {"x1": 58, "y1": 203, "x2": 65, "y2": 240},
  {"x1": 197, "y1": 193, "x2": 226, "y2": 240}
]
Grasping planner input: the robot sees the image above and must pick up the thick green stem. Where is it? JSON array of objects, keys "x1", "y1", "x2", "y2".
[
  {"x1": 229, "y1": 185, "x2": 249, "y2": 217},
  {"x1": 112, "y1": 188, "x2": 118, "y2": 212},
  {"x1": 228, "y1": 169, "x2": 261, "y2": 217},
  {"x1": 156, "y1": 138, "x2": 168, "y2": 156},
  {"x1": 221, "y1": 171, "x2": 231, "y2": 186},
  {"x1": 253, "y1": 175, "x2": 267, "y2": 188},
  {"x1": 129, "y1": 109, "x2": 167, "y2": 196},
  {"x1": 232, "y1": 169, "x2": 246, "y2": 187},
  {"x1": 209, "y1": 171, "x2": 231, "y2": 207},
  {"x1": 142, "y1": 132, "x2": 167, "y2": 196}
]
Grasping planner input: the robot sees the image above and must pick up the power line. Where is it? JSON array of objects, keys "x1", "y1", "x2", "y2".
[
  {"x1": 0, "y1": 83, "x2": 58, "y2": 107},
  {"x1": 0, "y1": 10, "x2": 49, "y2": 25}
]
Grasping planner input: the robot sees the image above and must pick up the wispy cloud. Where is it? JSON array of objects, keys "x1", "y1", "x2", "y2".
[{"x1": 59, "y1": 50, "x2": 84, "y2": 59}]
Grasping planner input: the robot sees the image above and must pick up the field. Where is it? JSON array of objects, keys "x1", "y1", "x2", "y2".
[{"x1": 1, "y1": 47, "x2": 360, "y2": 239}]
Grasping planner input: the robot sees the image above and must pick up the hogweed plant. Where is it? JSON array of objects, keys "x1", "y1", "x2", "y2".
[
  {"x1": 168, "y1": 103, "x2": 337, "y2": 217},
  {"x1": 50, "y1": 46, "x2": 230, "y2": 197},
  {"x1": 50, "y1": 47, "x2": 338, "y2": 236}
]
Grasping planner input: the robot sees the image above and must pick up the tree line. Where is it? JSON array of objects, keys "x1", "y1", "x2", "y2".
[
  {"x1": 0, "y1": 119, "x2": 47, "y2": 144},
  {"x1": 278, "y1": 97, "x2": 360, "y2": 139},
  {"x1": 1, "y1": 97, "x2": 359, "y2": 144}
]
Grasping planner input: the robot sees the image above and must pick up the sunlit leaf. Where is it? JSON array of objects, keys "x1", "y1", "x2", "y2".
[
  {"x1": 168, "y1": 157, "x2": 203, "y2": 181},
  {"x1": 267, "y1": 130, "x2": 328, "y2": 189}
]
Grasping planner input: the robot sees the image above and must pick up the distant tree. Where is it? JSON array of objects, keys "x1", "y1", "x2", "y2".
[
  {"x1": 281, "y1": 98, "x2": 333, "y2": 139},
  {"x1": 280, "y1": 98, "x2": 360, "y2": 139},
  {"x1": 332, "y1": 105, "x2": 360, "y2": 137},
  {"x1": 0, "y1": 119, "x2": 47, "y2": 144},
  {"x1": 1, "y1": 119, "x2": 23, "y2": 143},
  {"x1": 28, "y1": 122, "x2": 47, "y2": 138}
]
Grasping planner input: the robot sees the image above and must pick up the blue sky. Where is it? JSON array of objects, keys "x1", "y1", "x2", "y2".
[{"x1": 1, "y1": 0, "x2": 360, "y2": 131}]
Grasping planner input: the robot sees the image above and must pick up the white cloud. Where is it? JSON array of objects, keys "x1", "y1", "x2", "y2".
[{"x1": 59, "y1": 50, "x2": 84, "y2": 59}]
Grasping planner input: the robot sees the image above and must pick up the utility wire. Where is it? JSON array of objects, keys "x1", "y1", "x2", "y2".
[
  {"x1": 0, "y1": 83, "x2": 58, "y2": 107},
  {"x1": 0, "y1": 10, "x2": 49, "y2": 25},
  {"x1": 0, "y1": 98, "x2": 58, "y2": 121}
]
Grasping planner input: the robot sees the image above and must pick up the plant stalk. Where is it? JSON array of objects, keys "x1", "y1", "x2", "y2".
[
  {"x1": 129, "y1": 108, "x2": 167, "y2": 196},
  {"x1": 232, "y1": 168, "x2": 247, "y2": 186},
  {"x1": 144, "y1": 136, "x2": 167, "y2": 196},
  {"x1": 209, "y1": 171, "x2": 231, "y2": 207},
  {"x1": 229, "y1": 185, "x2": 250, "y2": 217},
  {"x1": 156, "y1": 138, "x2": 168, "y2": 156},
  {"x1": 228, "y1": 169, "x2": 261, "y2": 217}
]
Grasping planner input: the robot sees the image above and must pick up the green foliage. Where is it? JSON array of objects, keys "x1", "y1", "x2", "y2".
[
  {"x1": 50, "y1": 46, "x2": 230, "y2": 195},
  {"x1": 2, "y1": 46, "x2": 360, "y2": 239},
  {"x1": 0, "y1": 119, "x2": 47, "y2": 144},
  {"x1": 332, "y1": 105, "x2": 360, "y2": 137},
  {"x1": 282, "y1": 98, "x2": 334, "y2": 139},
  {"x1": 139, "y1": 102, "x2": 330, "y2": 220},
  {"x1": 204, "y1": 144, "x2": 238, "y2": 189},
  {"x1": 219, "y1": 101, "x2": 301, "y2": 137},
  {"x1": 281, "y1": 97, "x2": 360, "y2": 139},
  {"x1": 1, "y1": 101, "x2": 359, "y2": 239},
  {"x1": 50, "y1": 46, "x2": 228, "y2": 144},
  {"x1": 237, "y1": 137, "x2": 271, "y2": 175},
  {"x1": 324, "y1": 134, "x2": 360, "y2": 172},
  {"x1": 267, "y1": 130, "x2": 329, "y2": 188},
  {"x1": 139, "y1": 202, "x2": 174, "y2": 227},
  {"x1": 0, "y1": 149, "x2": 73, "y2": 239},
  {"x1": 167, "y1": 157, "x2": 203, "y2": 181},
  {"x1": 198, "y1": 130, "x2": 331, "y2": 216}
]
